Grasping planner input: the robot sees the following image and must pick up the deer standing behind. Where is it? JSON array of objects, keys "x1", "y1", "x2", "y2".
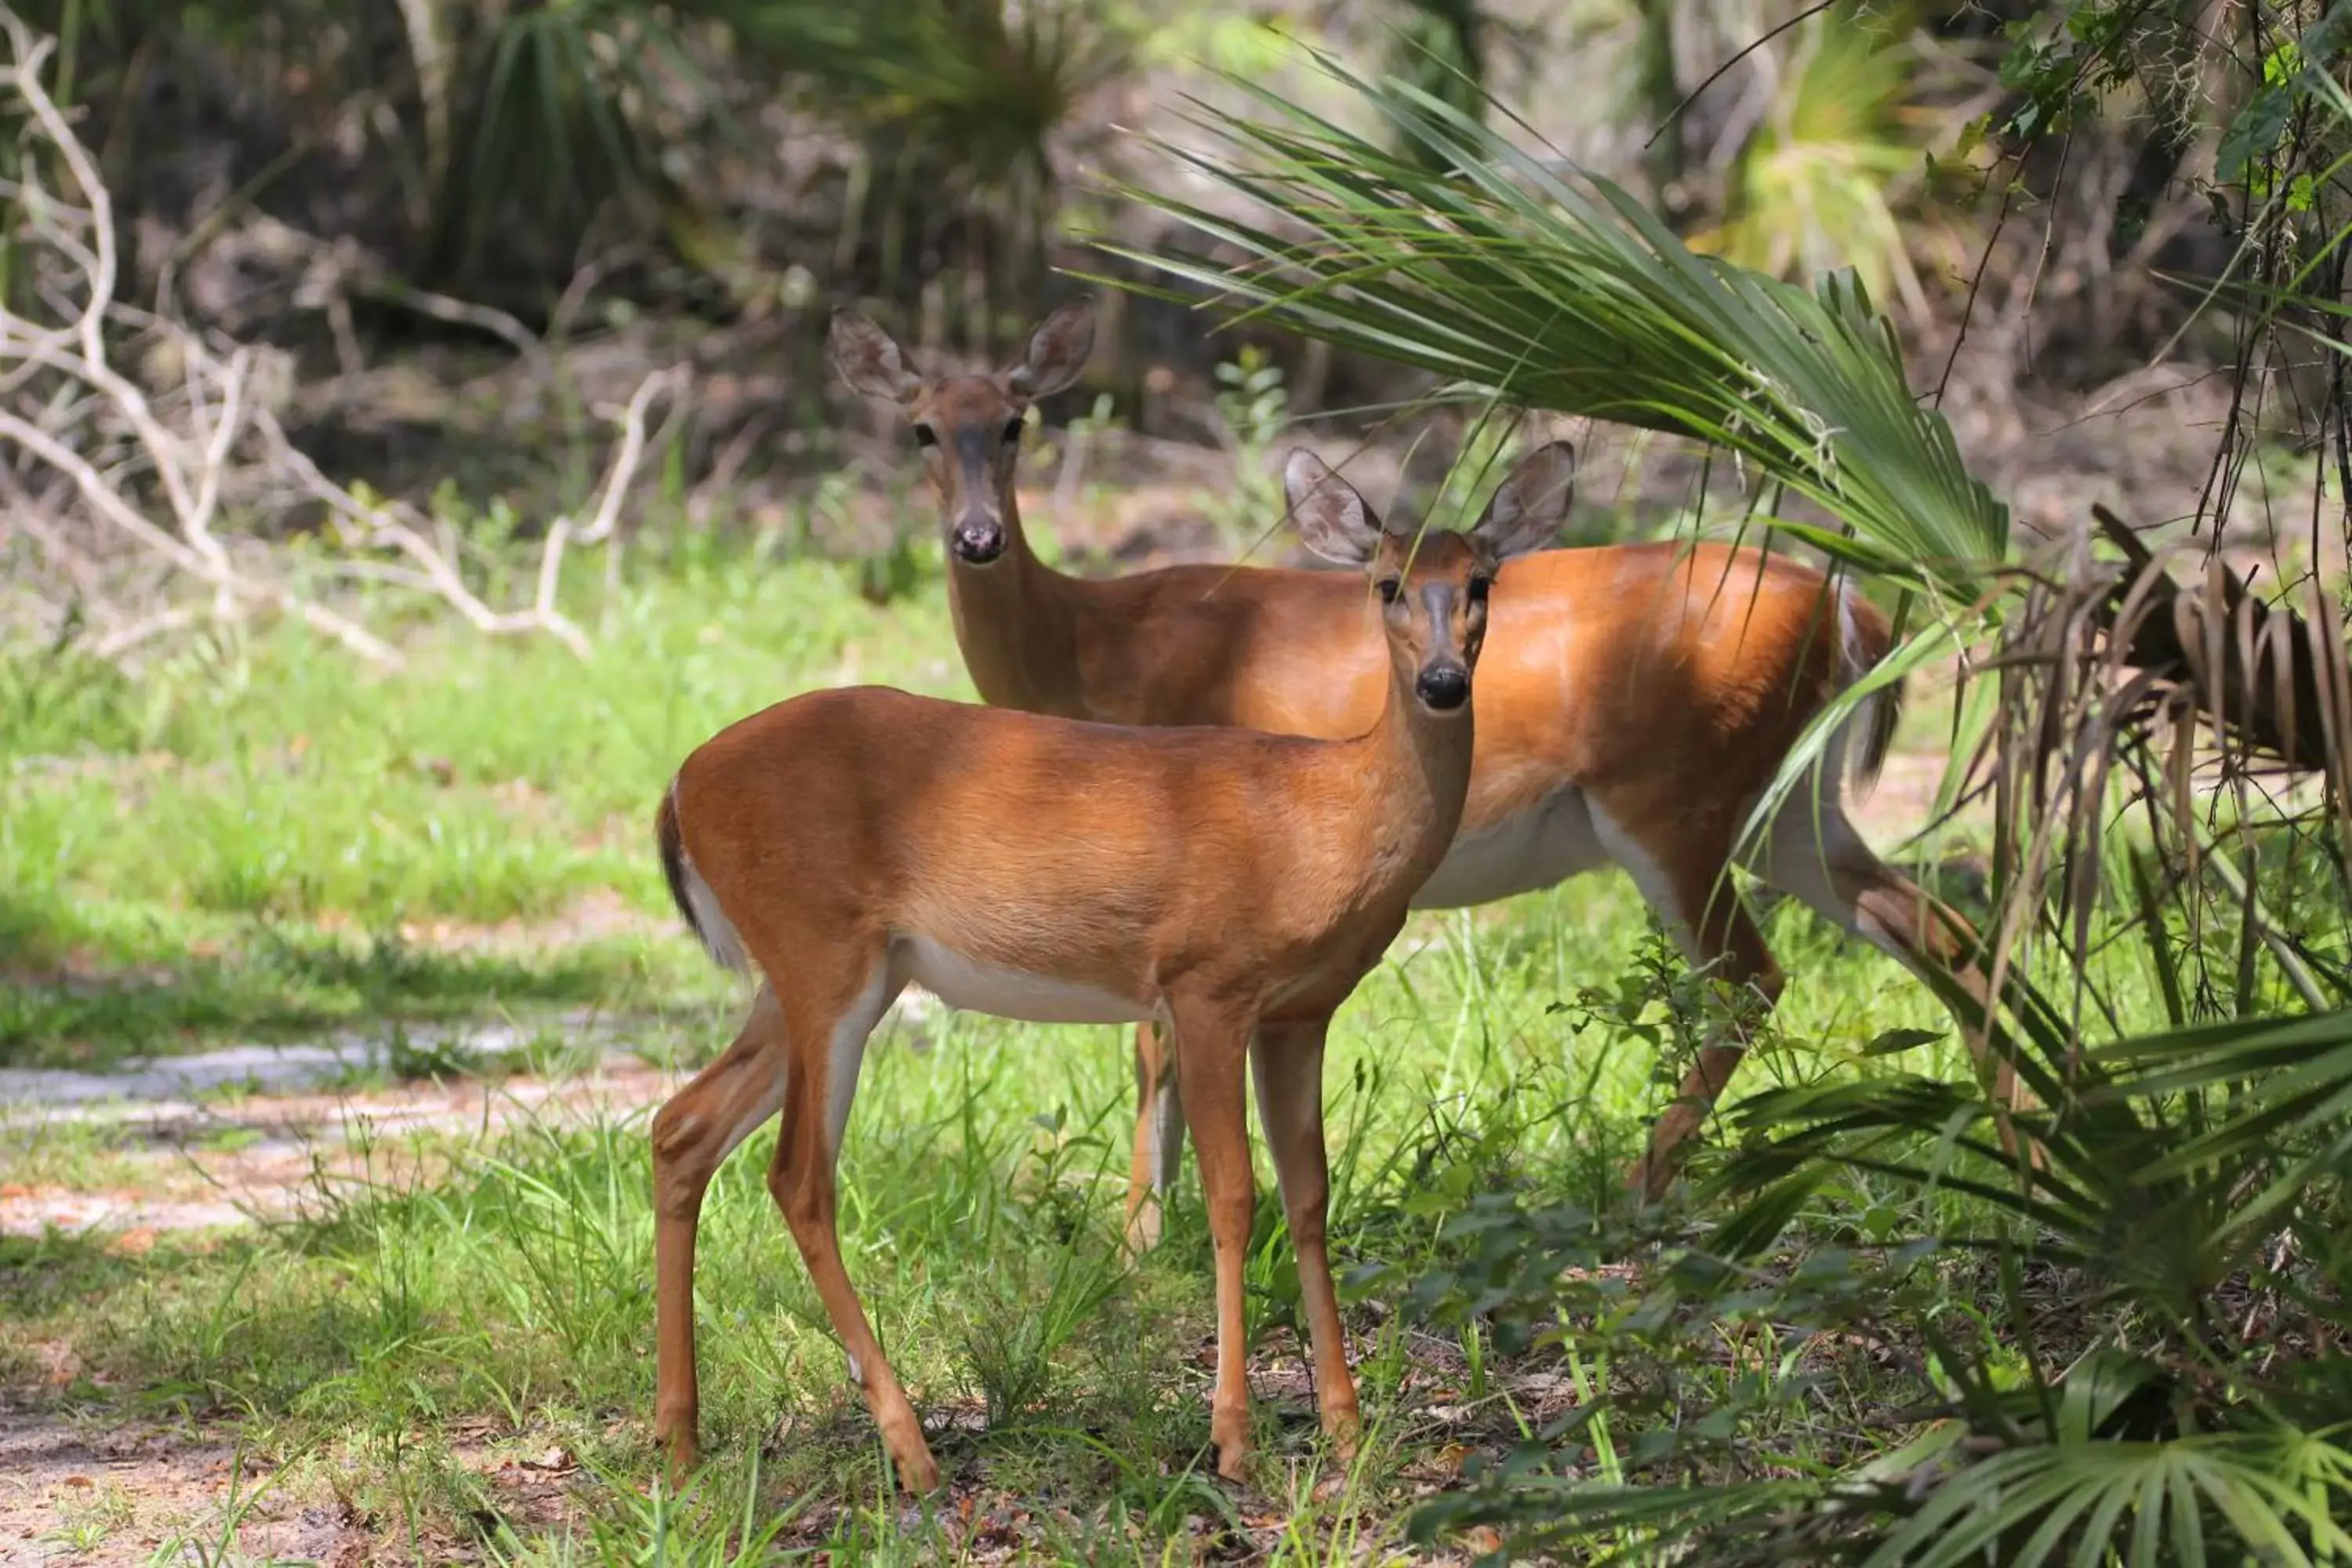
[
  {"x1": 648, "y1": 448, "x2": 1569, "y2": 1490},
  {"x1": 829, "y1": 298, "x2": 2006, "y2": 1240}
]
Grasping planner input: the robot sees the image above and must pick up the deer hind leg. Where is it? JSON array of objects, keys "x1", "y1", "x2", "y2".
[
  {"x1": 1166, "y1": 990, "x2": 1258, "y2": 1481},
  {"x1": 1123, "y1": 1022, "x2": 1187, "y2": 1257},
  {"x1": 1595, "y1": 810, "x2": 1786, "y2": 1201},
  {"x1": 758, "y1": 950, "x2": 942, "y2": 1491},
  {"x1": 652, "y1": 983, "x2": 793, "y2": 1478},
  {"x1": 1250, "y1": 1016, "x2": 1359, "y2": 1456},
  {"x1": 1756, "y1": 810, "x2": 2035, "y2": 1158}
]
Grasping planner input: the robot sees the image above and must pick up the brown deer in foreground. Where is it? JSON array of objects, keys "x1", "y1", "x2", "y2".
[
  {"x1": 829, "y1": 297, "x2": 2005, "y2": 1240},
  {"x1": 648, "y1": 447, "x2": 1570, "y2": 1490}
]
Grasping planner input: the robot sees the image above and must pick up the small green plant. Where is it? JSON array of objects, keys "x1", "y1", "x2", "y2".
[
  {"x1": 385, "y1": 1021, "x2": 486, "y2": 1082},
  {"x1": 39, "y1": 1479, "x2": 133, "y2": 1553},
  {"x1": 960, "y1": 1242, "x2": 1120, "y2": 1431},
  {"x1": 1207, "y1": 345, "x2": 1289, "y2": 550},
  {"x1": 1557, "y1": 920, "x2": 1783, "y2": 1131},
  {"x1": 960, "y1": 1115, "x2": 1121, "y2": 1430},
  {"x1": 1212, "y1": 344, "x2": 1289, "y2": 458}
]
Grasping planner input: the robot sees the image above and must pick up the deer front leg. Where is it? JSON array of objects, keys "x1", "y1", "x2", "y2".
[
  {"x1": 1167, "y1": 996, "x2": 1257, "y2": 1479},
  {"x1": 1251, "y1": 1016, "x2": 1359, "y2": 1455},
  {"x1": 763, "y1": 962, "x2": 939, "y2": 1492}
]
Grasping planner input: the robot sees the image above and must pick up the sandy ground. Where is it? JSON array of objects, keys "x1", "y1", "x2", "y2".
[
  {"x1": 0, "y1": 1396, "x2": 611, "y2": 1567},
  {"x1": 1, "y1": 1413, "x2": 351, "y2": 1568}
]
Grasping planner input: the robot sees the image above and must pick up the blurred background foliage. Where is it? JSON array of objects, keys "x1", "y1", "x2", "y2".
[{"x1": 0, "y1": 0, "x2": 2300, "y2": 507}]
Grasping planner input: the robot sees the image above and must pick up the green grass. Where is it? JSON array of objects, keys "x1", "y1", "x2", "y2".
[
  {"x1": 0, "y1": 875, "x2": 1993, "y2": 1560},
  {"x1": 0, "y1": 514, "x2": 2207, "y2": 1561},
  {"x1": 0, "y1": 531, "x2": 966, "y2": 1066}
]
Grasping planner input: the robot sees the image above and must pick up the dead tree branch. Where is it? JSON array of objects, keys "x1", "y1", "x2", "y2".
[{"x1": 0, "y1": 8, "x2": 687, "y2": 667}]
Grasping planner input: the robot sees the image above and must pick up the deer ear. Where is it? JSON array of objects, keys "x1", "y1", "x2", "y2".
[
  {"x1": 829, "y1": 310, "x2": 920, "y2": 403},
  {"x1": 1287, "y1": 450, "x2": 1382, "y2": 568},
  {"x1": 1471, "y1": 441, "x2": 1576, "y2": 561},
  {"x1": 1005, "y1": 297, "x2": 1095, "y2": 400}
]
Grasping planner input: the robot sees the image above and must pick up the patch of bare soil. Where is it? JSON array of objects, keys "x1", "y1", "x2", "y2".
[
  {"x1": 0, "y1": 1054, "x2": 684, "y2": 1243},
  {"x1": 0, "y1": 1402, "x2": 615, "y2": 1566},
  {"x1": 0, "y1": 1337, "x2": 1538, "y2": 1567},
  {"x1": 0, "y1": 1406, "x2": 359, "y2": 1568}
]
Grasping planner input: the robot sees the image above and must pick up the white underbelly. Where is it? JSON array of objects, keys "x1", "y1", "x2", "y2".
[
  {"x1": 895, "y1": 935, "x2": 1153, "y2": 1026},
  {"x1": 1412, "y1": 787, "x2": 1614, "y2": 909}
]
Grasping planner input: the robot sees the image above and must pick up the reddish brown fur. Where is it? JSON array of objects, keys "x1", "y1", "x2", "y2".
[
  {"x1": 895, "y1": 368, "x2": 1882, "y2": 840},
  {"x1": 831, "y1": 300, "x2": 2010, "y2": 1230},
  {"x1": 648, "y1": 458, "x2": 1557, "y2": 1492}
]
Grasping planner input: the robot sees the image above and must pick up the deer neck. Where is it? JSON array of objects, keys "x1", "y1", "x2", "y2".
[
  {"x1": 1347, "y1": 649, "x2": 1477, "y2": 898},
  {"x1": 942, "y1": 490, "x2": 1086, "y2": 717}
]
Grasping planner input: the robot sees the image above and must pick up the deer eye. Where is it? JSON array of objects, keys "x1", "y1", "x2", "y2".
[
  {"x1": 1468, "y1": 575, "x2": 1491, "y2": 604},
  {"x1": 1376, "y1": 579, "x2": 1401, "y2": 604},
  {"x1": 913, "y1": 424, "x2": 938, "y2": 448},
  {"x1": 1002, "y1": 417, "x2": 1026, "y2": 445}
]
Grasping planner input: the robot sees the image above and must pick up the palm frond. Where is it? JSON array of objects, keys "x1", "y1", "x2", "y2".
[
  {"x1": 1105, "y1": 50, "x2": 2009, "y2": 601},
  {"x1": 2098, "y1": 1007, "x2": 2352, "y2": 1231},
  {"x1": 1862, "y1": 1431, "x2": 2352, "y2": 1568},
  {"x1": 718, "y1": 0, "x2": 1128, "y2": 180}
]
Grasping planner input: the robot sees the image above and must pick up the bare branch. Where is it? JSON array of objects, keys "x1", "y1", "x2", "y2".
[
  {"x1": 0, "y1": 8, "x2": 682, "y2": 670},
  {"x1": 573, "y1": 366, "x2": 690, "y2": 546}
]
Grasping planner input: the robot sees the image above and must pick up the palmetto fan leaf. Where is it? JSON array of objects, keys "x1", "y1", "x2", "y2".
[
  {"x1": 2099, "y1": 1007, "x2": 2352, "y2": 1233},
  {"x1": 1107, "y1": 51, "x2": 2009, "y2": 601},
  {"x1": 715, "y1": 0, "x2": 1127, "y2": 180},
  {"x1": 1697, "y1": 993, "x2": 2352, "y2": 1565},
  {"x1": 1861, "y1": 1432, "x2": 2352, "y2": 1568}
]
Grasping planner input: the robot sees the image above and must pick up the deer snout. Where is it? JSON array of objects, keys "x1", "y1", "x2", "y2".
[
  {"x1": 950, "y1": 512, "x2": 1006, "y2": 564},
  {"x1": 1415, "y1": 662, "x2": 1470, "y2": 711}
]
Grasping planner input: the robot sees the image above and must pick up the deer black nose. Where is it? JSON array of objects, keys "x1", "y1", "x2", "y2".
[
  {"x1": 951, "y1": 517, "x2": 1005, "y2": 564},
  {"x1": 1416, "y1": 662, "x2": 1470, "y2": 711}
]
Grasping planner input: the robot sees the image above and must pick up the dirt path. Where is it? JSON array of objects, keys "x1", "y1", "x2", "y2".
[
  {"x1": 0, "y1": 1410, "x2": 339, "y2": 1568},
  {"x1": 2, "y1": 1057, "x2": 679, "y2": 1240},
  {"x1": 1, "y1": 1007, "x2": 670, "y2": 1237}
]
